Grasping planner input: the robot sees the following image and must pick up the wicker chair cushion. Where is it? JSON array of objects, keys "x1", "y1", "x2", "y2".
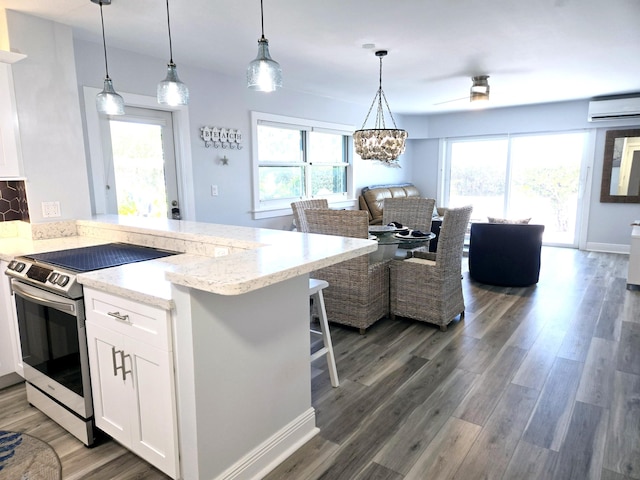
[{"x1": 404, "y1": 257, "x2": 436, "y2": 266}]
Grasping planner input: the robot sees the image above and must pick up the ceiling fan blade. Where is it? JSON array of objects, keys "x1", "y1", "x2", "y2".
[{"x1": 433, "y1": 96, "x2": 468, "y2": 106}]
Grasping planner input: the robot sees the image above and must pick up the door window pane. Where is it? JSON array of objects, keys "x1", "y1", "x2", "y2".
[
  {"x1": 109, "y1": 121, "x2": 168, "y2": 218},
  {"x1": 510, "y1": 133, "x2": 584, "y2": 245},
  {"x1": 446, "y1": 132, "x2": 586, "y2": 247},
  {"x1": 449, "y1": 139, "x2": 508, "y2": 221}
]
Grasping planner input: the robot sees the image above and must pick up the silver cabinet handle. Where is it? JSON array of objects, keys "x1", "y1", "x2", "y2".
[
  {"x1": 107, "y1": 311, "x2": 130, "y2": 322},
  {"x1": 111, "y1": 346, "x2": 121, "y2": 377},
  {"x1": 111, "y1": 347, "x2": 132, "y2": 380}
]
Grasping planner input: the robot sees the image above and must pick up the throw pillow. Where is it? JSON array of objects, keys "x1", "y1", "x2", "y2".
[{"x1": 487, "y1": 216, "x2": 531, "y2": 224}]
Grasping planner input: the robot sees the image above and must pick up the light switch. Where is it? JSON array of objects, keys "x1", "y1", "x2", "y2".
[{"x1": 211, "y1": 185, "x2": 219, "y2": 196}]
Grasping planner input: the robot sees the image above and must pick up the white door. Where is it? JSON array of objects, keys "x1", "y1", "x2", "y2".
[{"x1": 100, "y1": 106, "x2": 181, "y2": 219}]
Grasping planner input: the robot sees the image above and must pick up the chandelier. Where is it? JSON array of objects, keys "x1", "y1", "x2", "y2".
[{"x1": 354, "y1": 50, "x2": 407, "y2": 163}]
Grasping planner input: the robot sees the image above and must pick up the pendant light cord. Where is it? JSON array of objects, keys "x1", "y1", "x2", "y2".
[
  {"x1": 165, "y1": 0, "x2": 175, "y2": 64},
  {"x1": 99, "y1": 2, "x2": 111, "y2": 79},
  {"x1": 358, "y1": 53, "x2": 399, "y2": 130},
  {"x1": 260, "y1": 0, "x2": 266, "y2": 40}
]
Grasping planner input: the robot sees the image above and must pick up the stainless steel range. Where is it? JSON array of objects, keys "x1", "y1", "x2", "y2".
[{"x1": 5, "y1": 243, "x2": 177, "y2": 446}]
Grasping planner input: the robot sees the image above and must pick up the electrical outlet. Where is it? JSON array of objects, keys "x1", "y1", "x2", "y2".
[
  {"x1": 41, "y1": 201, "x2": 61, "y2": 218},
  {"x1": 211, "y1": 185, "x2": 219, "y2": 196},
  {"x1": 214, "y1": 247, "x2": 229, "y2": 257}
]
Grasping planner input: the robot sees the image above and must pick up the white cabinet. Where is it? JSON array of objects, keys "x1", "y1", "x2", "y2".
[
  {"x1": 0, "y1": 54, "x2": 25, "y2": 178},
  {"x1": 84, "y1": 288, "x2": 179, "y2": 479},
  {"x1": 0, "y1": 260, "x2": 23, "y2": 383}
]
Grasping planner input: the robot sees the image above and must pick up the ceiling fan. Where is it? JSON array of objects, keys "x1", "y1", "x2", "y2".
[{"x1": 433, "y1": 75, "x2": 491, "y2": 106}]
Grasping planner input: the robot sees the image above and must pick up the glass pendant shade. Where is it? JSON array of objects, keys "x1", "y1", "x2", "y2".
[
  {"x1": 354, "y1": 50, "x2": 407, "y2": 163},
  {"x1": 158, "y1": 63, "x2": 189, "y2": 106},
  {"x1": 247, "y1": 38, "x2": 282, "y2": 92},
  {"x1": 93, "y1": 0, "x2": 124, "y2": 116},
  {"x1": 96, "y1": 77, "x2": 125, "y2": 115}
]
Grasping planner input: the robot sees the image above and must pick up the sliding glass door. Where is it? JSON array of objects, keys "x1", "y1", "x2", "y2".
[{"x1": 444, "y1": 131, "x2": 588, "y2": 247}]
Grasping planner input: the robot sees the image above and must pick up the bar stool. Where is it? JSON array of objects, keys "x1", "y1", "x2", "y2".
[{"x1": 309, "y1": 278, "x2": 339, "y2": 387}]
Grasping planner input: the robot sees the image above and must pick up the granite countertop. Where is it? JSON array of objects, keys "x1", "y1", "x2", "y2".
[{"x1": 1, "y1": 215, "x2": 376, "y2": 309}]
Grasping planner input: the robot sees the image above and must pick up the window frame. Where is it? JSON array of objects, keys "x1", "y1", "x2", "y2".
[{"x1": 251, "y1": 111, "x2": 355, "y2": 219}]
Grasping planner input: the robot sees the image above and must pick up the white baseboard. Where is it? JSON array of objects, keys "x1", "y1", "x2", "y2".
[
  {"x1": 215, "y1": 408, "x2": 319, "y2": 480},
  {"x1": 586, "y1": 242, "x2": 630, "y2": 254}
]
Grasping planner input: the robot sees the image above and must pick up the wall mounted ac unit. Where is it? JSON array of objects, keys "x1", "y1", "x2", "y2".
[{"x1": 588, "y1": 97, "x2": 640, "y2": 121}]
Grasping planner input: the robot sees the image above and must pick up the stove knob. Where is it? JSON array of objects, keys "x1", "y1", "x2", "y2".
[
  {"x1": 57, "y1": 275, "x2": 70, "y2": 287},
  {"x1": 48, "y1": 273, "x2": 59, "y2": 283},
  {"x1": 15, "y1": 262, "x2": 26, "y2": 273},
  {"x1": 8, "y1": 260, "x2": 17, "y2": 270}
]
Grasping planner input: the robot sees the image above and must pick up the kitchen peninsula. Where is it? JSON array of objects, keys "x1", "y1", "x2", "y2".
[{"x1": 0, "y1": 215, "x2": 376, "y2": 480}]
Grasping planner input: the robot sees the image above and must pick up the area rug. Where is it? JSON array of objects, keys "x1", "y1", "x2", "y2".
[{"x1": 0, "y1": 430, "x2": 62, "y2": 480}]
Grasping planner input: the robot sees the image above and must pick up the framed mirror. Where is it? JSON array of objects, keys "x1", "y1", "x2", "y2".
[{"x1": 600, "y1": 128, "x2": 640, "y2": 203}]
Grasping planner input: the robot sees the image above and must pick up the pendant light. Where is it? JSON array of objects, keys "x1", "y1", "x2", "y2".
[
  {"x1": 470, "y1": 75, "x2": 490, "y2": 102},
  {"x1": 92, "y1": 0, "x2": 125, "y2": 116},
  {"x1": 353, "y1": 50, "x2": 407, "y2": 162},
  {"x1": 247, "y1": 0, "x2": 282, "y2": 92},
  {"x1": 157, "y1": 0, "x2": 189, "y2": 106}
]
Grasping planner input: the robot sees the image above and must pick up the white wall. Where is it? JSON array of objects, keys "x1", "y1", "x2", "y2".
[{"x1": 6, "y1": 11, "x2": 92, "y2": 223}]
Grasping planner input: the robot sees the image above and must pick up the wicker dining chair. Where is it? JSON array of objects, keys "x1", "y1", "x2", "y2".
[
  {"x1": 291, "y1": 199, "x2": 329, "y2": 232},
  {"x1": 305, "y1": 208, "x2": 390, "y2": 334},
  {"x1": 389, "y1": 205, "x2": 473, "y2": 331},
  {"x1": 382, "y1": 197, "x2": 436, "y2": 232},
  {"x1": 382, "y1": 197, "x2": 436, "y2": 255}
]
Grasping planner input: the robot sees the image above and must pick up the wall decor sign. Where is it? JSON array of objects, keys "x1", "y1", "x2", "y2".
[{"x1": 200, "y1": 126, "x2": 243, "y2": 149}]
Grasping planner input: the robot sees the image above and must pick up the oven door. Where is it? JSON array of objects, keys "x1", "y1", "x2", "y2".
[{"x1": 11, "y1": 279, "x2": 93, "y2": 419}]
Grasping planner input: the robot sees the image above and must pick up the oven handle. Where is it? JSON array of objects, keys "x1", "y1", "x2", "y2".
[{"x1": 11, "y1": 281, "x2": 78, "y2": 316}]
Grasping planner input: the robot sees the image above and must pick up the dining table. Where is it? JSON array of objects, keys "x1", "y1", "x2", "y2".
[{"x1": 368, "y1": 225, "x2": 435, "y2": 261}]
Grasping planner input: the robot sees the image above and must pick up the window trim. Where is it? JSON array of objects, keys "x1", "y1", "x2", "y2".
[{"x1": 251, "y1": 111, "x2": 355, "y2": 219}]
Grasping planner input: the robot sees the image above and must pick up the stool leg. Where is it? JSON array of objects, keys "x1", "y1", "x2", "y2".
[{"x1": 314, "y1": 290, "x2": 339, "y2": 387}]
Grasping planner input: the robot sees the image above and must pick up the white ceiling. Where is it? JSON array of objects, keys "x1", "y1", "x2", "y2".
[{"x1": 1, "y1": 0, "x2": 639, "y2": 114}]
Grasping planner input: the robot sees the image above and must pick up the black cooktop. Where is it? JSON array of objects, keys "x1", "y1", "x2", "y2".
[{"x1": 25, "y1": 243, "x2": 178, "y2": 273}]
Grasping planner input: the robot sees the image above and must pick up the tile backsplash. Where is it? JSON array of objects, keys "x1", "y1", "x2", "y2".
[{"x1": 0, "y1": 180, "x2": 30, "y2": 222}]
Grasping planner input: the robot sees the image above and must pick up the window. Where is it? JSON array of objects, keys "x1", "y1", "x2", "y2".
[
  {"x1": 251, "y1": 112, "x2": 353, "y2": 218},
  {"x1": 443, "y1": 131, "x2": 590, "y2": 247}
]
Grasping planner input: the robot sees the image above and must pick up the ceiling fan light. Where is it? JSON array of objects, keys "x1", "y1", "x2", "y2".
[
  {"x1": 247, "y1": 38, "x2": 282, "y2": 92},
  {"x1": 470, "y1": 75, "x2": 490, "y2": 102},
  {"x1": 158, "y1": 63, "x2": 189, "y2": 105}
]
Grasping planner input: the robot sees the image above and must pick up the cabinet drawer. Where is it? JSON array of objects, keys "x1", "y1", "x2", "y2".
[{"x1": 84, "y1": 288, "x2": 171, "y2": 350}]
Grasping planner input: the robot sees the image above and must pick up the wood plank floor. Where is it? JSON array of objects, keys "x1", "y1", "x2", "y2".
[{"x1": 1, "y1": 247, "x2": 638, "y2": 479}]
